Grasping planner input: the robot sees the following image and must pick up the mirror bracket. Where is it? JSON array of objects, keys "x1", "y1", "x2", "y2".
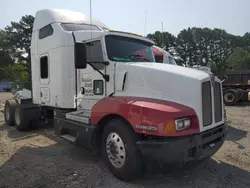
[{"x1": 103, "y1": 75, "x2": 110, "y2": 82}]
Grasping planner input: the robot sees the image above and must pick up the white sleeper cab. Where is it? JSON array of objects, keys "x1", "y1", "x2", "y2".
[{"x1": 4, "y1": 9, "x2": 227, "y2": 181}]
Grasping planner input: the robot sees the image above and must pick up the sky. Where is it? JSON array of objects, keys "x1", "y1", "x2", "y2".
[{"x1": 0, "y1": 0, "x2": 249, "y2": 36}]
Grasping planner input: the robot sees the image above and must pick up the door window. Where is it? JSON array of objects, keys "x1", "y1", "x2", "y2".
[
  {"x1": 40, "y1": 55, "x2": 49, "y2": 85},
  {"x1": 85, "y1": 40, "x2": 105, "y2": 70},
  {"x1": 93, "y1": 80, "x2": 104, "y2": 95},
  {"x1": 40, "y1": 56, "x2": 48, "y2": 79}
]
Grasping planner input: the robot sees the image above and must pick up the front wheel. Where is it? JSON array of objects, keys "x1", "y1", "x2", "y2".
[{"x1": 102, "y1": 119, "x2": 142, "y2": 181}]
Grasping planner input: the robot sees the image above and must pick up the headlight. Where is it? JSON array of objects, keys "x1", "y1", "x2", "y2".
[{"x1": 175, "y1": 118, "x2": 191, "y2": 131}]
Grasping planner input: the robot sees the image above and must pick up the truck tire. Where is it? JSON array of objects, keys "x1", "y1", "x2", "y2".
[
  {"x1": 4, "y1": 99, "x2": 18, "y2": 126},
  {"x1": 237, "y1": 89, "x2": 248, "y2": 102},
  {"x1": 102, "y1": 119, "x2": 142, "y2": 181},
  {"x1": 14, "y1": 106, "x2": 30, "y2": 131},
  {"x1": 223, "y1": 89, "x2": 240, "y2": 106}
]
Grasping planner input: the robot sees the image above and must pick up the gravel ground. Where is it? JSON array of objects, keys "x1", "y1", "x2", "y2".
[{"x1": 0, "y1": 92, "x2": 250, "y2": 188}]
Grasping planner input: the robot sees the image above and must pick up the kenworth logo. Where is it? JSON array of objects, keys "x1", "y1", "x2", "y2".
[{"x1": 135, "y1": 125, "x2": 158, "y2": 132}]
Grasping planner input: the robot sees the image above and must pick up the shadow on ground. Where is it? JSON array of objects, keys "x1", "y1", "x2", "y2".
[
  {"x1": 225, "y1": 124, "x2": 248, "y2": 149},
  {"x1": 0, "y1": 120, "x2": 250, "y2": 188},
  {"x1": 0, "y1": 144, "x2": 250, "y2": 188},
  {"x1": 0, "y1": 121, "x2": 54, "y2": 141},
  {"x1": 135, "y1": 158, "x2": 250, "y2": 188}
]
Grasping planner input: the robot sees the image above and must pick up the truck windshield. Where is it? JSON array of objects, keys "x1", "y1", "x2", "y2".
[{"x1": 105, "y1": 35, "x2": 155, "y2": 62}]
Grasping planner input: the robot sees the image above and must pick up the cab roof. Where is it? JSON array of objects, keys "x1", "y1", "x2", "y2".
[{"x1": 33, "y1": 9, "x2": 108, "y2": 31}]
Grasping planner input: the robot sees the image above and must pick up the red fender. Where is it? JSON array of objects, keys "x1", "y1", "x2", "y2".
[{"x1": 91, "y1": 96, "x2": 199, "y2": 136}]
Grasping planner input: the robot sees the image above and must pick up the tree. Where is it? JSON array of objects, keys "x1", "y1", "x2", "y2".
[
  {"x1": 227, "y1": 47, "x2": 250, "y2": 70},
  {"x1": 148, "y1": 27, "x2": 236, "y2": 75},
  {"x1": 147, "y1": 31, "x2": 176, "y2": 49},
  {"x1": 209, "y1": 28, "x2": 232, "y2": 74},
  {"x1": 242, "y1": 32, "x2": 250, "y2": 52},
  {"x1": 0, "y1": 30, "x2": 13, "y2": 67},
  {"x1": 3, "y1": 15, "x2": 34, "y2": 80},
  {"x1": 4, "y1": 15, "x2": 34, "y2": 62},
  {"x1": 0, "y1": 51, "x2": 13, "y2": 67},
  {"x1": 176, "y1": 27, "x2": 233, "y2": 75},
  {"x1": 176, "y1": 28, "x2": 199, "y2": 66},
  {"x1": 0, "y1": 15, "x2": 33, "y2": 81},
  {"x1": 0, "y1": 61, "x2": 29, "y2": 81}
]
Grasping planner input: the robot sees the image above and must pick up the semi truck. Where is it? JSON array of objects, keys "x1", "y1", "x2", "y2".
[
  {"x1": 222, "y1": 70, "x2": 250, "y2": 105},
  {"x1": 4, "y1": 9, "x2": 227, "y2": 181},
  {"x1": 153, "y1": 45, "x2": 178, "y2": 65}
]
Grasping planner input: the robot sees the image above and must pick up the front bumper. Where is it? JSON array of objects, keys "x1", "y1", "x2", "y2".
[{"x1": 137, "y1": 123, "x2": 227, "y2": 164}]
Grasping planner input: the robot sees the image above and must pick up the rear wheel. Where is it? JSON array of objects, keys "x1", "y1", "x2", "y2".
[
  {"x1": 237, "y1": 89, "x2": 248, "y2": 102},
  {"x1": 14, "y1": 106, "x2": 30, "y2": 131},
  {"x1": 102, "y1": 119, "x2": 142, "y2": 181},
  {"x1": 223, "y1": 89, "x2": 240, "y2": 105},
  {"x1": 4, "y1": 100, "x2": 17, "y2": 126}
]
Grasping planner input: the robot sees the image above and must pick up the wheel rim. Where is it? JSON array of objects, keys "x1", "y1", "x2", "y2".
[
  {"x1": 224, "y1": 93, "x2": 235, "y2": 103},
  {"x1": 15, "y1": 108, "x2": 20, "y2": 125},
  {"x1": 5, "y1": 105, "x2": 10, "y2": 121},
  {"x1": 106, "y1": 132, "x2": 126, "y2": 168}
]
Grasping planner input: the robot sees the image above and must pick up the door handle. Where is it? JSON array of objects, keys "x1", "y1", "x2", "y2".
[{"x1": 81, "y1": 87, "x2": 85, "y2": 95}]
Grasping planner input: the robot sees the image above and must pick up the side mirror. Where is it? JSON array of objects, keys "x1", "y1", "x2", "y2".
[
  {"x1": 221, "y1": 75, "x2": 228, "y2": 82},
  {"x1": 75, "y1": 42, "x2": 87, "y2": 69}
]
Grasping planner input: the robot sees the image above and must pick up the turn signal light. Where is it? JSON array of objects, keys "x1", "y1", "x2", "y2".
[{"x1": 164, "y1": 120, "x2": 176, "y2": 133}]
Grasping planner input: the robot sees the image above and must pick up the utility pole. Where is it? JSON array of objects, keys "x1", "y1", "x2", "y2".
[
  {"x1": 161, "y1": 22, "x2": 164, "y2": 48},
  {"x1": 144, "y1": 9, "x2": 147, "y2": 37}
]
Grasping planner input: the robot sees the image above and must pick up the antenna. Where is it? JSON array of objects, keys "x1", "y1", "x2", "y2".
[
  {"x1": 89, "y1": 0, "x2": 93, "y2": 61},
  {"x1": 144, "y1": 9, "x2": 147, "y2": 37},
  {"x1": 161, "y1": 22, "x2": 164, "y2": 48},
  {"x1": 90, "y1": 0, "x2": 93, "y2": 40}
]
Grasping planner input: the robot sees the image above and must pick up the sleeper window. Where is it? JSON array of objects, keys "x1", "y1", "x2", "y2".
[{"x1": 39, "y1": 25, "x2": 54, "y2": 39}]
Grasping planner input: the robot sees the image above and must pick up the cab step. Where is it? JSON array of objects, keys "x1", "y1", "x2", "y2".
[
  {"x1": 65, "y1": 110, "x2": 90, "y2": 124},
  {"x1": 54, "y1": 109, "x2": 97, "y2": 152},
  {"x1": 61, "y1": 134, "x2": 76, "y2": 143}
]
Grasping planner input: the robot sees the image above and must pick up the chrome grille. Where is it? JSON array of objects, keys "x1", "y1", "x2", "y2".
[
  {"x1": 214, "y1": 82, "x2": 222, "y2": 123},
  {"x1": 202, "y1": 81, "x2": 212, "y2": 126}
]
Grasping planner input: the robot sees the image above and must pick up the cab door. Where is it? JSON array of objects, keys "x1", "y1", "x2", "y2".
[
  {"x1": 39, "y1": 54, "x2": 50, "y2": 104},
  {"x1": 76, "y1": 38, "x2": 114, "y2": 111}
]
